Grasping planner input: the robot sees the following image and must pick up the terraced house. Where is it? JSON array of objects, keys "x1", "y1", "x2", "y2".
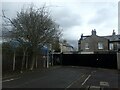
[{"x1": 78, "y1": 29, "x2": 120, "y2": 54}]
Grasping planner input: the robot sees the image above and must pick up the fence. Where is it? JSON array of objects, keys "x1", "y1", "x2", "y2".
[
  {"x1": 2, "y1": 49, "x2": 47, "y2": 74},
  {"x1": 53, "y1": 53, "x2": 117, "y2": 69}
]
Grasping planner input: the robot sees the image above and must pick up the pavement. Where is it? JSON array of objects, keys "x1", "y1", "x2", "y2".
[
  {"x1": 2, "y1": 66, "x2": 120, "y2": 89},
  {"x1": 2, "y1": 66, "x2": 61, "y2": 80}
]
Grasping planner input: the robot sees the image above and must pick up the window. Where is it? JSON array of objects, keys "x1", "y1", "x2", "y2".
[
  {"x1": 98, "y1": 42, "x2": 103, "y2": 49},
  {"x1": 109, "y1": 43, "x2": 113, "y2": 50},
  {"x1": 85, "y1": 43, "x2": 89, "y2": 49}
]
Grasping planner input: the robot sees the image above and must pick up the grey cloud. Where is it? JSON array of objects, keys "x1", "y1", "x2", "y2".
[
  {"x1": 2, "y1": 2, "x2": 31, "y2": 19},
  {"x1": 88, "y1": 3, "x2": 117, "y2": 25},
  {"x1": 52, "y1": 7, "x2": 82, "y2": 29},
  {"x1": 88, "y1": 8, "x2": 112, "y2": 25},
  {"x1": 67, "y1": 39, "x2": 78, "y2": 50}
]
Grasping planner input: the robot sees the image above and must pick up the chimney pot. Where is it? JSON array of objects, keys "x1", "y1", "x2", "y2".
[{"x1": 92, "y1": 29, "x2": 96, "y2": 35}]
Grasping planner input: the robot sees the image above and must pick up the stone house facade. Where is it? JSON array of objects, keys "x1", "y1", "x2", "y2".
[
  {"x1": 78, "y1": 29, "x2": 120, "y2": 54},
  {"x1": 60, "y1": 40, "x2": 74, "y2": 53}
]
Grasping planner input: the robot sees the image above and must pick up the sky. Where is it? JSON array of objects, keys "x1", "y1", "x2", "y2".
[{"x1": 1, "y1": 0, "x2": 119, "y2": 50}]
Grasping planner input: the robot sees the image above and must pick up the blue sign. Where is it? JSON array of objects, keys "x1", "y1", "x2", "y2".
[
  {"x1": 41, "y1": 46, "x2": 48, "y2": 55},
  {"x1": 9, "y1": 40, "x2": 20, "y2": 50}
]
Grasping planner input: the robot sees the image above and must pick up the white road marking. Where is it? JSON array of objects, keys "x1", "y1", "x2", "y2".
[
  {"x1": 3, "y1": 77, "x2": 20, "y2": 83},
  {"x1": 90, "y1": 86, "x2": 100, "y2": 88},
  {"x1": 66, "y1": 74, "x2": 85, "y2": 88},
  {"x1": 66, "y1": 70, "x2": 96, "y2": 88},
  {"x1": 91, "y1": 71, "x2": 96, "y2": 74},
  {"x1": 89, "y1": 86, "x2": 100, "y2": 90},
  {"x1": 81, "y1": 75, "x2": 85, "y2": 78},
  {"x1": 81, "y1": 75, "x2": 91, "y2": 86},
  {"x1": 100, "y1": 81, "x2": 109, "y2": 86}
]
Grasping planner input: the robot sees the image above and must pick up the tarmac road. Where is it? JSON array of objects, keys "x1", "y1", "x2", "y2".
[{"x1": 2, "y1": 66, "x2": 120, "y2": 89}]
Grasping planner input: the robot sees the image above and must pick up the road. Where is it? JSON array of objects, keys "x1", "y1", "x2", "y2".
[{"x1": 2, "y1": 66, "x2": 120, "y2": 89}]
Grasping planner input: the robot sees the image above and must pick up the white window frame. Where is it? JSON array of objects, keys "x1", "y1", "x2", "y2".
[
  {"x1": 109, "y1": 43, "x2": 114, "y2": 50},
  {"x1": 98, "y1": 42, "x2": 103, "y2": 49},
  {"x1": 85, "y1": 43, "x2": 89, "y2": 49}
]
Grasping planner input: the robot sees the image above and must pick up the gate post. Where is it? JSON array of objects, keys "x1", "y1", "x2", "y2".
[
  {"x1": 60, "y1": 52, "x2": 63, "y2": 65},
  {"x1": 117, "y1": 52, "x2": 120, "y2": 70}
]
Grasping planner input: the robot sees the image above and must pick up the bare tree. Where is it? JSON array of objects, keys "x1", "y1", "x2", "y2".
[
  {"x1": 19, "y1": 40, "x2": 31, "y2": 73},
  {"x1": 2, "y1": 5, "x2": 62, "y2": 70},
  {"x1": 52, "y1": 36, "x2": 61, "y2": 52},
  {"x1": 9, "y1": 40, "x2": 20, "y2": 71}
]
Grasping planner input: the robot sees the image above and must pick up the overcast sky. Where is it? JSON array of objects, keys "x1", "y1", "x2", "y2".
[{"x1": 2, "y1": 0, "x2": 119, "y2": 49}]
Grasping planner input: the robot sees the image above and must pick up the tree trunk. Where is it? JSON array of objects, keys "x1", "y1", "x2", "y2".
[
  {"x1": 43, "y1": 56, "x2": 46, "y2": 68},
  {"x1": 35, "y1": 56, "x2": 38, "y2": 68},
  {"x1": 30, "y1": 53, "x2": 36, "y2": 70},
  {"x1": 21, "y1": 51, "x2": 26, "y2": 73},
  {"x1": 13, "y1": 51, "x2": 16, "y2": 71},
  {"x1": 26, "y1": 52, "x2": 28, "y2": 69},
  {"x1": 51, "y1": 52, "x2": 53, "y2": 66},
  {"x1": 47, "y1": 52, "x2": 49, "y2": 68},
  {"x1": 30, "y1": 46, "x2": 38, "y2": 70}
]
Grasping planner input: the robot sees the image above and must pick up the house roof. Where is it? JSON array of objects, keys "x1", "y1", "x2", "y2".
[
  {"x1": 103, "y1": 34, "x2": 120, "y2": 41},
  {"x1": 59, "y1": 41, "x2": 74, "y2": 49},
  {"x1": 79, "y1": 34, "x2": 109, "y2": 42},
  {"x1": 79, "y1": 31, "x2": 120, "y2": 42},
  {"x1": 78, "y1": 35, "x2": 90, "y2": 42},
  {"x1": 62, "y1": 44, "x2": 74, "y2": 48}
]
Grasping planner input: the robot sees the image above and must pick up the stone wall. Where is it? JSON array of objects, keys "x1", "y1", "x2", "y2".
[{"x1": 80, "y1": 35, "x2": 109, "y2": 52}]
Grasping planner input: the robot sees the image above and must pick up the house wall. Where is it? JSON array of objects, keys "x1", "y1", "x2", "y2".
[
  {"x1": 80, "y1": 35, "x2": 109, "y2": 52},
  {"x1": 117, "y1": 42, "x2": 120, "y2": 51},
  {"x1": 109, "y1": 42, "x2": 120, "y2": 51},
  {"x1": 60, "y1": 44, "x2": 74, "y2": 52},
  {"x1": 78, "y1": 42, "x2": 81, "y2": 51}
]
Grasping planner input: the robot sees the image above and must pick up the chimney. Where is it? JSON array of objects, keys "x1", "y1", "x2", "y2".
[
  {"x1": 112, "y1": 30, "x2": 116, "y2": 35},
  {"x1": 81, "y1": 34, "x2": 83, "y2": 40},
  {"x1": 92, "y1": 29, "x2": 96, "y2": 35}
]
